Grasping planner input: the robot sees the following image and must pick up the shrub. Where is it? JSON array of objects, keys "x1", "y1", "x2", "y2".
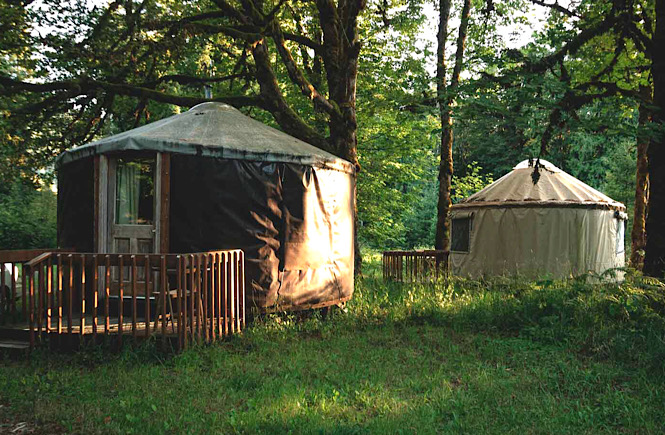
[{"x1": 0, "y1": 182, "x2": 57, "y2": 249}]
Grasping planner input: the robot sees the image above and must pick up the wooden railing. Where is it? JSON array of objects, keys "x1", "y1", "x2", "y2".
[
  {"x1": 382, "y1": 250, "x2": 449, "y2": 282},
  {"x1": 22, "y1": 250, "x2": 245, "y2": 350},
  {"x1": 0, "y1": 249, "x2": 70, "y2": 325}
]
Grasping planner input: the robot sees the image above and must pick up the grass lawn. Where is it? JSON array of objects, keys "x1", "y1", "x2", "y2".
[{"x1": 1, "y1": 258, "x2": 664, "y2": 434}]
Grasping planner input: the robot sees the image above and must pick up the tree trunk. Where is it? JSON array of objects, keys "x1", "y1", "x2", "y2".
[
  {"x1": 318, "y1": 0, "x2": 363, "y2": 272},
  {"x1": 643, "y1": 0, "x2": 665, "y2": 277},
  {"x1": 435, "y1": 0, "x2": 471, "y2": 250},
  {"x1": 630, "y1": 85, "x2": 651, "y2": 270}
]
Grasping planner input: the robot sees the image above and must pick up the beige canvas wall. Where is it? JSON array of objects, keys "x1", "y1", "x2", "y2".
[{"x1": 449, "y1": 206, "x2": 625, "y2": 279}]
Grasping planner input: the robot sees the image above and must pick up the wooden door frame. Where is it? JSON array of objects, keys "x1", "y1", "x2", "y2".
[{"x1": 94, "y1": 152, "x2": 170, "y2": 254}]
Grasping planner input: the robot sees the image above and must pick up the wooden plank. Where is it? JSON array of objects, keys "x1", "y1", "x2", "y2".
[
  {"x1": 80, "y1": 254, "x2": 86, "y2": 339},
  {"x1": 217, "y1": 253, "x2": 222, "y2": 338},
  {"x1": 118, "y1": 255, "x2": 123, "y2": 345},
  {"x1": 0, "y1": 249, "x2": 69, "y2": 265},
  {"x1": 240, "y1": 251, "x2": 245, "y2": 330},
  {"x1": 189, "y1": 254, "x2": 195, "y2": 343},
  {"x1": 68, "y1": 255, "x2": 73, "y2": 334},
  {"x1": 182, "y1": 255, "x2": 188, "y2": 348},
  {"x1": 93, "y1": 255, "x2": 98, "y2": 340},
  {"x1": 229, "y1": 252, "x2": 235, "y2": 334},
  {"x1": 105, "y1": 255, "x2": 110, "y2": 335},
  {"x1": 37, "y1": 264, "x2": 43, "y2": 338},
  {"x1": 22, "y1": 264, "x2": 27, "y2": 322},
  {"x1": 235, "y1": 252, "x2": 241, "y2": 332},
  {"x1": 132, "y1": 255, "x2": 137, "y2": 338},
  {"x1": 46, "y1": 257, "x2": 52, "y2": 333},
  {"x1": 222, "y1": 252, "x2": 228, "y2": 336},
  {"x1": 29, "y1": 267, "x2": 34, "y2": 348},
  {"x1": 177, "y1": 255, "x2": 183, "y2": 350},
  {"x1": 196, "y1": 255, "x2": 202, "y2": 341},
  {"x1": 202, "y1": 254, "x2": 209, "y2": 343},
  {"x1": 145, "y1": 255, "x2": 151, "y2": 338},
  {"x1": 161, "y1": 255, "x2": 167, "y2": 340},
  {"x1": 57, "y1": 255, "x2": 62, "y2": 335},
  {"x1": 211, "y1": 254, "x2": 218, "y2": 341}
]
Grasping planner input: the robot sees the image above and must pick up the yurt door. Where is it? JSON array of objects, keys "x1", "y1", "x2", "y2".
[{"x1": 106, "y1": 155, "x2": 161, "y2": 294}]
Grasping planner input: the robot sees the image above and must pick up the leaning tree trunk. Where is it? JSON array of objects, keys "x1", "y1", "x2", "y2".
[
  {"x1": 630, "y1": 85, "x2": 651, "y2": 270},
  {"x1": 643, "y1": 0, "x2": 665, "y2": 277},
  {"x1": 435, "y1": 0, "x2": 471, "y2": 250}
]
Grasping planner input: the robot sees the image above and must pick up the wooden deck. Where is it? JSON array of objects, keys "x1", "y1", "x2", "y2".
[{"x1": 0, "y1": 249, "x2": 246, "y2": 352}]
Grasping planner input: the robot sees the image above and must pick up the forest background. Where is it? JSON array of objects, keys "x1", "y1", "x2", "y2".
[{"x1": 0, "y1": 0, "x2": 654, "y2": 265}]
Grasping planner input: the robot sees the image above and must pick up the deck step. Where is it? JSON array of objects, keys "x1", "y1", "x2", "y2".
[{"x1": 0, "y1": 339, "x2": 29, "y2": 350}]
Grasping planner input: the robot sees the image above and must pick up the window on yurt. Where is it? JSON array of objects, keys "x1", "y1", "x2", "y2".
[{"x1": 451, "y1": 217, "x2": 471, "y2": 253}]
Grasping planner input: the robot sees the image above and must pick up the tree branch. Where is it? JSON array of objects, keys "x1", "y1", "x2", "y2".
[
  {"x1": 269, "y1": 22, "x2": 340, "y2": 118},
  {"x1": 0, "y1": 76, "x2": 265, "y2": 110},
  {"x1": 528, "y1": 0, "x2": 579, "y2": 18},
  {"x1": 250, "y1": 39, "x2": 331, "y2": 151},
  {"x1": 525, "y1": 13, "x2": 619, "y2": 74},
  {"x1": 140, "y1": 73, "x2": 251, "y2": 88}
]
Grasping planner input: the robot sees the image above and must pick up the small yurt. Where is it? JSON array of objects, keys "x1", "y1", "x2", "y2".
[
  {"x1": 449, "y1": 159, "x2": 626, "y2": 279},
  {"x1": 56, "y1": 102, "x2": 355, "y2": 311}
]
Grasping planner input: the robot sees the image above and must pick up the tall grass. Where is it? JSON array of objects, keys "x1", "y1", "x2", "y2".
[
  {"x1": 341, "y1": 260, "x2": 665, "y2": 370},
  {"x1": 1, "y1": 255, "x2": 664, "y2": 433},
  {"x1": 248, "y1": 257, "x2": 665, "y2": 373}
]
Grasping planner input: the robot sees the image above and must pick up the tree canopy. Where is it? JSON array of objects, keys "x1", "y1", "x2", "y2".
[{"x1": 1, "y1": 0, "x2": 664, "y2": 275}]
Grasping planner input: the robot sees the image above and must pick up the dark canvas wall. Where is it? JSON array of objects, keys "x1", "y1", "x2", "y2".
[
  {"x1": 57, "y1": 157, "x2": 95, "y2": 252},
  {"x1": 169, "y1": 156, "x2": 354, "y2": 310}
]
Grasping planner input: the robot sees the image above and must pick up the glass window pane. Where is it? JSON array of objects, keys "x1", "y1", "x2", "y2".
[
  {"x1": 115, "y1": 158, "x2": 155, "y2": 225},
  {"x1": 451, "y1": 218, "x2": 471, "y2": 253}
]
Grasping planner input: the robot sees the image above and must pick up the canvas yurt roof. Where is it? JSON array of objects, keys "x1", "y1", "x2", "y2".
[
  {"x1": 452, "y1": 159, "x2": 625, "y2": 211},
  {"x1": 56, "y1": 102, "x2": 354, "y2": 174}
]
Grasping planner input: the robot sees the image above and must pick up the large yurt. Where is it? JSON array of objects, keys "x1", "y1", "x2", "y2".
[
  {"x1": 56, "y1": 102, "x2": 355, "y2": 311},
  {"x1": 449, "y1": 159, "x2": 626, "y2": 279}
]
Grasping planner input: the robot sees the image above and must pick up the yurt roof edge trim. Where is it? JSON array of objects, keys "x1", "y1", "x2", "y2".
[
  {"x1": 450, "y1": 200, "x2": 625, "y2": 211},
  {"x1": 55, "y1": 138, "x2": 354, "y2": 174}
]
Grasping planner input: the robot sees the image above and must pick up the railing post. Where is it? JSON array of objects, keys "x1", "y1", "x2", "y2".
[
  {"x1": 37, "y1": 262, "x2": 43, "y2": 341},
  {"x1": 22, "y1": 264, "x2": 27, "y2": 322},
  {"x1": 222, "y1": 252, "x2": 228, "y2": 336},
  {"x1": 188, "y1": 254, "x2": 195, "y2": 344},
  {"x1": 160, "y1": 255, "x2": 167, "y2": 346},
  {"x1": 240, "y1": 251, "x2": 245, "y2": 331},
  {"x1": 93, "y1": 255, "x2": 98, "y2": 341},
  {"x1": 195, "y1": 254, "x2": 202, "y2": 342},
  {"x1": 80, "y1": 254, "x2": 86, "y2": 342},
  {"x1": 203, "y1": 253, "x2": 209, "y2": 343},
  {"x1": 104, "y1": 255, "x2": 110, "y2": 336},
  {"x1": 28, "y1": 265, "x2": 34, "y2": 349},
  {"x1": 211, "y1": 254, "x2": 217, "y2": 342},
  {"x1": 145, "y1": 255, "x2": 151, "y2": 339},
  {"x1": 177, "y1": 255, "x2": 183, "y2": 350},
  {"x1": 118, "y1": 255, "x2": 124, "y2": 346},
  {"x1": 132, "y1": 255, "x2": 137, "y2": 339},
  {"x1": 46, "y1": 256, "x2": 52, "y2": 334},
  {"x1": 57, "y1": 254, "x2": 63, "y2": 337},
  {"x1": 68, "y1": 254, "x2": 73, "y2": 336}
]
